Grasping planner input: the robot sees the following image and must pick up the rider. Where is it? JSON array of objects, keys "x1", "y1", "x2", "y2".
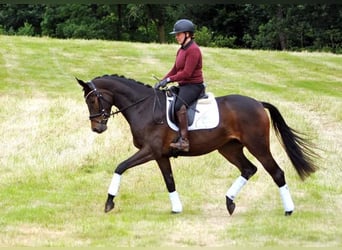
[{"x1": 155, "y1": 19, "x2": 205, "y2": 152}]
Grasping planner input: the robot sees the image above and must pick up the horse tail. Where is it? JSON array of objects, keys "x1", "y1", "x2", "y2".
[{"x1": 261, "y1": 102, "x2": 318, "y2": 180}]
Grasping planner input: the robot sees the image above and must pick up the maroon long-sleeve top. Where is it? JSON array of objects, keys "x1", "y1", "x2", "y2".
[{"x1": 164, "y1": 40, "x2": 203, "y2": 85}]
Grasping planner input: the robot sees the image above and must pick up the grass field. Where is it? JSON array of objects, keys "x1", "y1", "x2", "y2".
[{"x1": 0, "y1": 35, "x2": 341, "y2": 247}]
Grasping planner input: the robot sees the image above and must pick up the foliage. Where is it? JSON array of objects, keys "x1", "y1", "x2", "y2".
[
  {"x1": 16, "y1": 22, "x2": 34, "y2": 36},
  {"x1": 0, "y1": 4, "x2": 341, "y2": 53},
  {"x1": 195, "y1": 26, "x2": 212, "y2": 47}
]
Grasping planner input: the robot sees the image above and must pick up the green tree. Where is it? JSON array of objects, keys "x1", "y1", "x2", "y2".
[
  {"x1": 0, "y1": 4, "x2": 340, "y2": 52},
  {"x1": 0, "y1": 4, "x2": 45, "y2": 35},
  {"x1": 41, "y1": 4, "x2": 120, "y2": 40}
]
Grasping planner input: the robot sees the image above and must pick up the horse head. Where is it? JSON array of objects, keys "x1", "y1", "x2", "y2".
[{"x1": 76, "y1": 78, "x2": 112, "y2": 133}]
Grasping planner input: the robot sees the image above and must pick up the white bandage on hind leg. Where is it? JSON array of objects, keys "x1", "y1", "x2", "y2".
[
  {"x1": 279, "y1": 184, "x2": 295, "y2": 212},
  {"x1": 226, "y1": 176, "x2": 248, "y2": 200},
  {"x1": 169, "y1": 191, "x2": 183, "y2": 213},
  {"x1": 108, "y1": 173, "x2": 121, "y2": 196}
]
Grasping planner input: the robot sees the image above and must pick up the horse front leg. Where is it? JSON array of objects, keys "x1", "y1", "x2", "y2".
[
  {"x1": 105, "y1": 147, "x2": 154, "y2": 213},
  {"x1": 156, "y1": 157, "x2": 182, "y2": 213}
]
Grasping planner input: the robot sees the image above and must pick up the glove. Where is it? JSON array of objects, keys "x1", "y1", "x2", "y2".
[{"x1": 154, "y1": 78, "x2": 170, "y2": 89}]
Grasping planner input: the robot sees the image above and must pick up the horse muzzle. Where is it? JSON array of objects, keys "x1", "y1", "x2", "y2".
[{"x1": 91, "y1": 121, "x2": 108, "y2": 133}]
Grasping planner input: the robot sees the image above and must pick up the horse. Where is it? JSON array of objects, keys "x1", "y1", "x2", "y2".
[{"x1": 76, "y1": 74, "x2": 318, "y2": 216}]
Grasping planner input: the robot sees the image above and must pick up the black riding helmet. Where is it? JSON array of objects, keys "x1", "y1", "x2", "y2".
[{"x1": 169, "y1": 19, "x2": 195, "y2": 34}]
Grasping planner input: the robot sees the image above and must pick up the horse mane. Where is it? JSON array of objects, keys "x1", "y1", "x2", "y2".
[{"x1": 94, "y1": 74, "x2": 152, "y2": 88}]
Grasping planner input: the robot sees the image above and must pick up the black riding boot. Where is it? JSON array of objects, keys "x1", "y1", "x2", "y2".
[{"x1": 170, "y1": 105, "x2": 189, "y2": 152}]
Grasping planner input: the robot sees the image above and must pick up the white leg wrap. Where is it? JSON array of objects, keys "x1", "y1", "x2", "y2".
[
  {"x1": 279, "y1": 184, "x2": 295, "y2": 212},
  {"x1": 169, "y1": 191, "x2": 182, "y2": 213},
  {"x1": 226, "y1": 176, "x2": 248, "y2": 200},
  {"x1": 107, "y1": 173, "x2": 121, "y2": 196}
]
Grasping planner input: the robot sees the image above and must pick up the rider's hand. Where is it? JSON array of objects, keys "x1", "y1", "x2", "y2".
[{"x1": 154, "y1": 78, "x2": 170, "y2": 89}]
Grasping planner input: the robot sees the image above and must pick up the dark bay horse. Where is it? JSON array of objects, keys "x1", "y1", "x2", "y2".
[{"x1": 76, "y1": 74, "x2": 318, "y2": 216}]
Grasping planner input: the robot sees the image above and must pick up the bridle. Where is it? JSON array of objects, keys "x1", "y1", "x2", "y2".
[
  {"x1": 85, "y1": 81, "x2": 162, "y2": 124},
  {"x1": 85, "y1": 81, "x2": 113, "y2": 124}
]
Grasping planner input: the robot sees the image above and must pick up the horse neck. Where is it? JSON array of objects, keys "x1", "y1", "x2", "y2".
[{"x1": 98, "y1": 78, "x2": 154, "y2": 120}]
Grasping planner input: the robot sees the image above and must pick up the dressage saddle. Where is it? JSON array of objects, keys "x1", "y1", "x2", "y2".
[{"x1": 167, "y1": 86, "x2": 208, "y2": 126}]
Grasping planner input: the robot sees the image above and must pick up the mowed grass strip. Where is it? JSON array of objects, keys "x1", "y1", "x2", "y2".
[{"x1": 0, "y1": 35, "x2": 341, "y2": 247}]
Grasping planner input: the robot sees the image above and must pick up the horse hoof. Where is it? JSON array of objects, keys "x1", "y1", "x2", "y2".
[
  {"x1": 226, "y1": 196, "x2": 236, "y2": 215},
  {"x1": 104, "y1": 200, "x2": 115, "y2": 213},
  {"x1": 171, "y1": 210, "x2": 181, "y2": 214},
  {"x1": 285, "y1": 211, "x2": 293, "y2": 216}
]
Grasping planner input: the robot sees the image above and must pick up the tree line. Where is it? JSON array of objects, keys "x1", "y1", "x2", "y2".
[{"x1": 0, "y1": 4, "x2": 341, "y2": 53}]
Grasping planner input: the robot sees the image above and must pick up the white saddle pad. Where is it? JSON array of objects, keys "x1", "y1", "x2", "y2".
[{"x1": 166, "y1": 92, "x2": 220, "y2": 131}]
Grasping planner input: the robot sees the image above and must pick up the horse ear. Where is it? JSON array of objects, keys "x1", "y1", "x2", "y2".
[{"x1": 75, "y1": 77, "x2": 87, "y2": 89}]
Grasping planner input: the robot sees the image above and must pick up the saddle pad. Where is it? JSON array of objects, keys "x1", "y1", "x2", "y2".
[{"x1": 166, "y1": 92, "x2": 220, "y2": 131}]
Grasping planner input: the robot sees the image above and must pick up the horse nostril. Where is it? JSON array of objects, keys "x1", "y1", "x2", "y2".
[{"x1": 92, "y1": 126, "x2": 100, "y2": 133}]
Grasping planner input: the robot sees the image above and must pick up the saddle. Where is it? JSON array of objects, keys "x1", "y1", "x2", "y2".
[{"x1": 166, "y1": 86, "x2": 219, "y2": 131}]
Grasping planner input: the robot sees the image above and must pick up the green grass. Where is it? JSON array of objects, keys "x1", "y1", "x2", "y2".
[{"x1": 0, "y1": 35, "x2": 341, "y2": 247}]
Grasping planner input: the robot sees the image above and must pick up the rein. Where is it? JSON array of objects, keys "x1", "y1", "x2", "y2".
[
  {"x1": 86, "y1": 81, "x2": 163, "y2": 123},
  {"x1": 111, "y1": 95, "x2": 151, "y2": 117}
]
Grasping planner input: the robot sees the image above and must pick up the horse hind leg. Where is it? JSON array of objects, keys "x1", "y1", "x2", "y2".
[
  {"x1": 260, "y1": 154, "x2": 294, "y2": 216},
  {"x1": 218, "y1": 141, "x2": 258, "y2": 215},
  {"x1": 247, "y1": 142, "x2": 294, "y2": 216}
]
